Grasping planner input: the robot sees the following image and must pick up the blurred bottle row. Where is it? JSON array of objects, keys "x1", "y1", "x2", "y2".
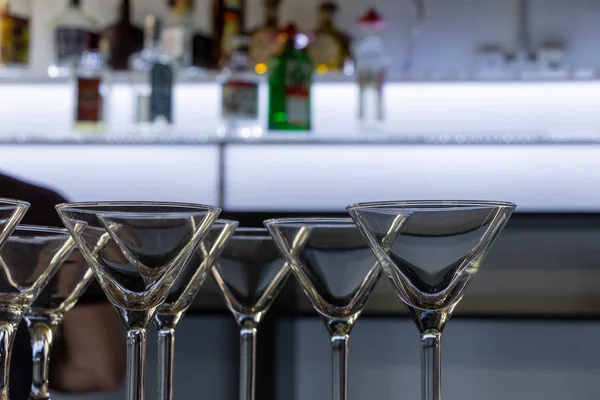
[{"x1": 0, "y1": 0, "x2": 389, "y2": 136}]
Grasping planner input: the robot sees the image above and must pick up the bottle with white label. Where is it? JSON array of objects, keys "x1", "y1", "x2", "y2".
[
  {"x1": 218, "y1": 35, "x2": 263, "y2": 139},
  {"x1": 268, "y1": 24, "x2": 313, "y2": 132},
  {"x1": 355, "y1": 9, "x2": 387, "y2": 134},
  {"x1": 129, "y1": 15, "x2": 174, "y2": 134}
]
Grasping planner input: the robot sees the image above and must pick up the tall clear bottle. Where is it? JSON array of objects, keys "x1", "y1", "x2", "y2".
[
  {"x1": 218, "y1": 35, "x2": 263, "y2": 139},
  {"x1": 129, "y1": 16, "x2": 174, "y2": 134},
  {"x1": 162, "y1": 0, "x2": 195, "y2": 72},
  {"x1": 49, "y1": 0, "x2": 99, "y2": 78},
  {"x1": 73, "y1": 35, "x2": 108, "y2": 133},
  {"x1": 355, "y1": 9, "x2": 387, "y2": 133}
]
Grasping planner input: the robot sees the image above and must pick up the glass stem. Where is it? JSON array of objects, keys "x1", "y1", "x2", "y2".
[
  {"x1": 157, "y1": 328, "x2": 175, "y2": 400},
  {"x1": 127, "y1": 328, "x2": 147, "y2": 400},
  {"x1": 29, "y1": 322, "x2": 54, "y2": 400},
  {"x1": 0, "y1": 322, "x2": 16, "y2": 400},
  {"x1": 239, "y1": 327, "x2": 257, "y2": 400},
  {"x1": 420, "y1": 330, "x2": 442, "y2": 400},
  {"x1": 330, "y1": 333, "x2": 349, "y2": 400}
]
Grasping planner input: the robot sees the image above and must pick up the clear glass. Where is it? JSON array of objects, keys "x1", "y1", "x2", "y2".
[
  {"x1": 48, "y1": 0, "x2": 99, "y2": 78},
  {"x1": 347, "y1": 200, "x2": 516, "y2": 400},
  {"x1": 56, "y1": 201, "x2": 221, "y2": 400},
  {"x1": 24, "y1": 244, "x2": 92, "y2": 400},
  {"x1": 355, "y1": 27, "x2": 388, "y2": 133},
  {"x1": 217, "y1": 38, "x2": 264, "y2": 139},
  {"x1": 72, "y1": 49, "x2": 109, "y2": 134},
  {"x1": 0, "y1": 223, "x2": 75, "y2": 400},
  {"x1": 264, "y1": 218, "x2": 400, "y2": 400},
  {"x1": 211, "y1": 228, "x2": 290, "y2": 400},
  {"x1": 129, "y1": 16, "x2": 175, "y2": 135},
  {"x1": 154, "y1": 219, "x2": 238, "y2": 400}
]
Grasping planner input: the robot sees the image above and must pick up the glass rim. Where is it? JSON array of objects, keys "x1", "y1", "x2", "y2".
[
  {"x1": 231, "y1": 227, "x2": 271, "y2": 240},
  {"x1": 347, "y1": 200, "x2": 517, "y2": 211},
  {"x1": 55, "y1": 201, "x2": 222, "y2": 216},
  {"x1": 13, "y1": 224, "x2": 70, "y2": 236},
  {"x1": 0, "y1": 198, "x2": 30, "y2": 210},
  {"x1": 264, "y1": 217, "x2": 357, "y2": 229}
]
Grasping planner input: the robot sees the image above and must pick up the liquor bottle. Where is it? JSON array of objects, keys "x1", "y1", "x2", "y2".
[
  {"x1": 73, "y1": 35, "x2": 108, "y2": 132},
  {"x1": 355, "y1": 9, "x2": 387, "y2": 133},
  {"x1": 307, "y1": 1, "x2": 351, "y2": 74},
  {"x1": 100, "y1": 0, "x2": 144, "y2": 71},
  {"x1": 162, "y1": 0, "x2": 194, "y2": 70},
  {"x1": 0, "y1": 0, "x2": 30, "y2": 74},
  {"x1": 268, "y1": 24, "x2": 313, "y2": 131},
  {"x1": 218, "y1": 35, "x2": 263, "y2": 138},
  {"x1": 49, "y1": 0, "x2": 99, "y2": 78},
  {"x1": 248, "y1": 0, "x2": 281, "y2": 71},
  {"x1": 212, "y1": 0, "x2": 245, "y2": 68},
  {"x1": 129, "y1": 16, "x2": 174, "y2": 132}
]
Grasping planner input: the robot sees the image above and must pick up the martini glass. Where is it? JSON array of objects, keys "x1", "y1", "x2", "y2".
[
  {"x1": 56, "y1": 201, "x2": 221, "y2": 400},
  {"x1": 24, "y1": 243, "x2": 93, "y2": 400},
  {"x1": 211, "y1": 228, "x2": 290, "y2": 400},
  {"x1": 0, "y1": 224, "x2": 76, "y2": 400},
  {"x1": 154, "y1": 219, "x2": 238, "y2": 400},
  {"x1": 347, "y1": 200, "x2": 516, "y2": 400},
  {"x1": 265, "y1": 217, "x2": 410, "y2": 400}
]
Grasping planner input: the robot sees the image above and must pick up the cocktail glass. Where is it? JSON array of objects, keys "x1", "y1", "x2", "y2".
[
  {"x1": 211, "y1": 228, "x2": 290, "y2": 400},
  {"x1": 154, "y1": 220, "x2": 238, "y2": 400},
  {"x1": 0, "y1": 222, "x2": 76, "y2": 400},
  {"x1": 348, "y1": 200, "x2": 516, "y2": 400},
  {"x1": 56, "y1": 201, "x2": 221, "y2": 400},
  {"x1": 24, "y1": 243, "x2": 92, "y2": 400},
  {"x1": 264, "y1": 218, "x2": 410, "y2": 400}
]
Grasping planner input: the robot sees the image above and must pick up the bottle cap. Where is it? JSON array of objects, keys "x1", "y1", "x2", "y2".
[
  {"x1": 358, "y1": 8, "x2": 386, "y2": 30},
  {"x1": 281, "y1": 23, "x2": 298, "y2": 40},
  {"x1": 319, "y1": 1, "x2": 338, "y2": 14},
  {"x1": 168, "y1": 0, "x2": 194, "y2": 12},
  {"x1": 265, "y1": 0, "x2": 281, "y2": 7}
]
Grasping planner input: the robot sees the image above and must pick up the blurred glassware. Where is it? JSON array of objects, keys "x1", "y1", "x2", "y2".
[
  {"x1": 100, "y1": 0, "x2": 144, "y2": 71},
  {"x1": 129, "y1": 16, "x2": 175, "y2": 135},
  {"x1": 48, "y1": 0, "x2": 99, "y2": 79},
  {"x1": 0, "y1": 0, "x2": 30, "y2": 77},
  {"x1": 218, "y1": 34, "x2": 264, "y2": 139},
  {"x1": 355, "y1": 8, "x2": 388, "y2": 134}
]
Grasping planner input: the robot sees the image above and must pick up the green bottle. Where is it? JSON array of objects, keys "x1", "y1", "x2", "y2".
[{"x1": 268, "y1": 24, "x2": 313, "y2": 131}]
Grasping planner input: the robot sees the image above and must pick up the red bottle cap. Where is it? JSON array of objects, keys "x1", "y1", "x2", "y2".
[
  {"x1": 358, "y1": 8, "x2": 386, "y2": 30},
  {"x1": 282, "y1": 23, "x2": 298, "y2": 39}
]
